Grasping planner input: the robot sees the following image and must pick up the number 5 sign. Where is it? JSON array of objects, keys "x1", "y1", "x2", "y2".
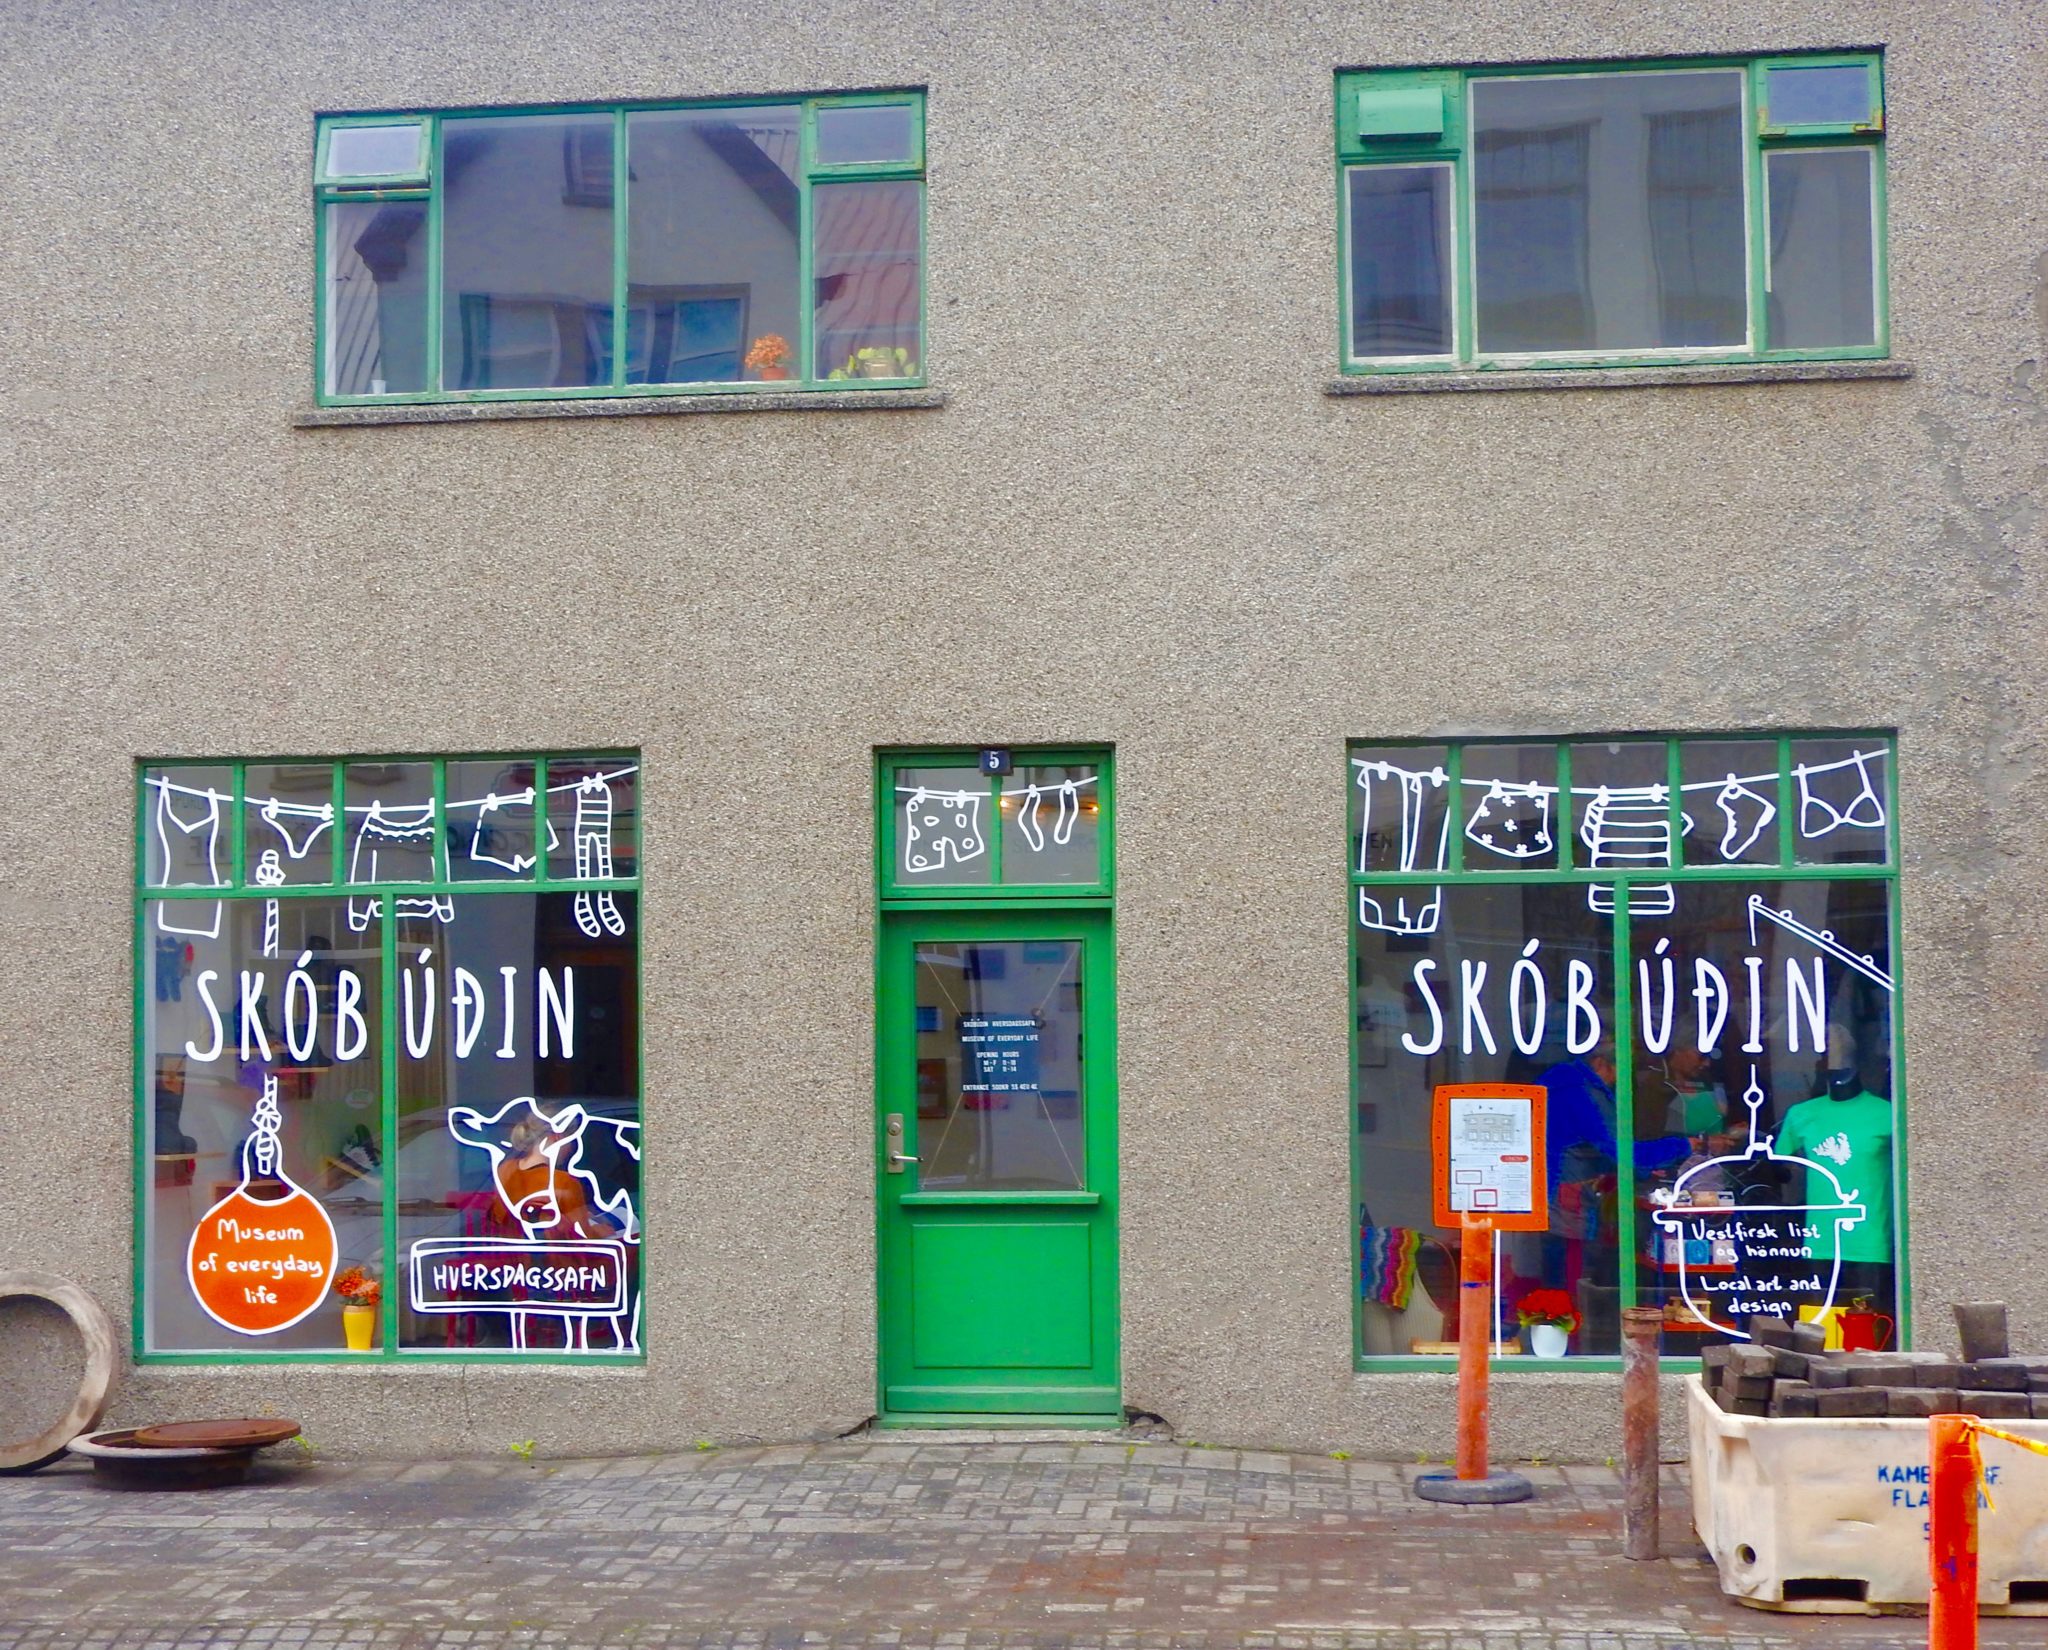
[{"x1": 1431, "y1": 1083, "x2": 1548, "y2": 1232}]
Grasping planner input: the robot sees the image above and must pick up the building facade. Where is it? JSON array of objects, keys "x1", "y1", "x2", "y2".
[{"x1": 2, "y1": 0, "x2": 2043, "y2": 1459}]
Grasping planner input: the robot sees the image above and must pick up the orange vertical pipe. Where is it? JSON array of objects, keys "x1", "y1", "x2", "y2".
[
  {"x1": 1929, "y1": 1413, "x2": 1979, "y2": 1650},
  {"x1": 1456, "y1": 1215, "x2": 1493, "y2": 1481}
]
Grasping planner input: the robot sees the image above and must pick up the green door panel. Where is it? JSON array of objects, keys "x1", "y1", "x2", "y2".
[
  {"x1": 910, "y1": 1221, "x2": 1093, "y2": 1368},
  {"x1": 876, "y1": 908, "x2": 1118, "y2": 1421}
]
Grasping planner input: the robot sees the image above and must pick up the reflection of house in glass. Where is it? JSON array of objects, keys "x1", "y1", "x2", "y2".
[{"x1": 323, "y1": 104, "x2": 920, "y2": 396}]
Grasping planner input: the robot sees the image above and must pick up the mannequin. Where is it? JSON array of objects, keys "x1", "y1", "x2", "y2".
[{"x1": 1773, "y1": 1029, "x2": 1895, "y2": 1311}]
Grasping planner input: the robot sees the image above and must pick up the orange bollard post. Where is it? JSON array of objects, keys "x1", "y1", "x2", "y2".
[
  {"x1": 1929, "y1": 1413, "x2": 1979, "y2": 1650},
  {"x1": 1415, "y1": 1215, "x2": 1531, "y2": 1504}
]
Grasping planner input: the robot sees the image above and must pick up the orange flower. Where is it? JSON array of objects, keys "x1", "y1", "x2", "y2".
[
  {"x1": 743, "y1": 333, "x2": 791, "y2": 371},
  {"x1": 334, "y1": 1266, "x2": 380, "y2": 1308}
]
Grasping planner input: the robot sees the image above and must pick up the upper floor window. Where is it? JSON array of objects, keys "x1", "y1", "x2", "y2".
[
  {"x1": 1336, "y1": 55, "x2": 1885, "y2": 372},
  {"x1": 315, "y1": 93, "x2": 925, "y2": 405}
]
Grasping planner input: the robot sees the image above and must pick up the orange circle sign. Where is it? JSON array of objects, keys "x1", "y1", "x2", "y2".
[{"x1": 186, "y1": 1184, "x2": 338, "y2": 1335}]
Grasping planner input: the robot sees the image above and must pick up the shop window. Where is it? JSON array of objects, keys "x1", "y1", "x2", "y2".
[
  {"x1": 316, "y1": 93, "x2": 924, "y2": 403},
  {"x1": 138, "y1": 753, "x2": 642, "y2": 1360},
  {"x1": 1336, "y1": 54, "x2": 1886, "y2": 372},
  {"x1": 1351, "y1": 735, "x2": 1901, "y2": 1364},
  {"x1": 878, "y1": 751, "x2": 1112, "y2": 896}
]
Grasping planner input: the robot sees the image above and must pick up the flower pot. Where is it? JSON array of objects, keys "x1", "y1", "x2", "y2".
[
  {"x1": 342, "y1": 1304, "x2": 377, "y2": 1352},
  {"x1": 756, "y1": 365, "x2": 791, "y2": 381},
  {"x1": 1528, "y1": 1322, "x2": 1570, "y2": 1359},
  {"x1": 857, "y1": 357, "x2": 901, "y2": 379}
]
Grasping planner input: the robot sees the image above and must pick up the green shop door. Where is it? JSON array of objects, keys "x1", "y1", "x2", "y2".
[{"x1": 876, "y1": 910, "x2": 1119, "y2": 1420}]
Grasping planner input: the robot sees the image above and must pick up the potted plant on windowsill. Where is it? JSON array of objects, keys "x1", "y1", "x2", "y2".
[
  {"x1": 1515, "y1": 1288, "x2": 1579, "y2": 1359},
  {"x1": 828, "y1": 346, "x2": 915, "y2": 381},
  {"x1": 335, "y1": 1266, "x2": 380, "y2": 1352},
  {"x1": 744, "y1": 333, "x2": 793, "y2": 381}
]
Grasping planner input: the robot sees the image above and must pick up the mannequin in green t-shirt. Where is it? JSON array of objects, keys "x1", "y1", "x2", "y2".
[{"x1": 1774, "y1": 1066, "x2": 1895, "y2": 1272}]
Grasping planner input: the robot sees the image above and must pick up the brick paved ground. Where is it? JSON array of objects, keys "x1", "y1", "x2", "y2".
[{"x1": 0, "y1": 1440, "x2": 2031, "y2": 1650}]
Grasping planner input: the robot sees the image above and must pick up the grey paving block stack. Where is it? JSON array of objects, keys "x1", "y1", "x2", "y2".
[{"x1": 1698, "y1": 1304, "x2": 2048, "y2": 1421}]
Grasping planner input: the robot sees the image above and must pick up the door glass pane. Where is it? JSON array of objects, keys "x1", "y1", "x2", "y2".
[
  {"x1": 626, "y1": 106, "x2": 800, "y2": 385},
  {"x1": 441, "y1": 114, "x2": 615, "y2": 390},
  {"x1": 815, "y1": 103, "x2": 915, "y2": 167},
  {"x1": 814, "y1": 179, "x2": 921, "y2": 380},
  {"x1": 1767, "y1": 149, "x2": 1876, "y2": 350},
  {"x1": 324, "y1": 202, "x2": 429, "y2": 395},
  {"x1": 1348, "y1": 165, "x2": 1453, "y2": 358},
  {"x1": 895, "y1": 768, "x2": 992, "y2": 885},
  {"x1": 999, "y1": 764, "x2": 1102, "y2": 884},
  {"x1": 244, "y1": 762, "x2": 339, "y2": 887},
  {"x1": 1764, "y1": 65, "x2": 1875, "y2": 129},
  {"x1": 1473, "y1": 70, "x2": 1746, "y2": 354},
  {"x1": 914, "y1": 940, "x2": 1084, "y2": 1192}
]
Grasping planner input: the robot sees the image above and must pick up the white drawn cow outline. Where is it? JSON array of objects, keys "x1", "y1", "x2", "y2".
[{"x1": 444, "y1": 1096, "x2": 641, "y2": 1352}]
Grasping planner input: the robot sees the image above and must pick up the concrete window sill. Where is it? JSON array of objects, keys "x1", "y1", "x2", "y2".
[
  {"x1": 295, "y1": 388, "x2": 946, "y2": 427},
  {"x1": 1325, "y1": 360, "x2": 1914, "y2": 396}
]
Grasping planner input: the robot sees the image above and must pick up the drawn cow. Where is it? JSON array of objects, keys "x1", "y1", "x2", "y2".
[{"x1": 446, "y1": 1097, "x2": 640, "y2": 1352}]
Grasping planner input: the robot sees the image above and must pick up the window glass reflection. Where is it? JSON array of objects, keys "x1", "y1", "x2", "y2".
[
  {"x1": 442, "y1": 115, "x2": 615, "y2": 390},
  {"x1": 999, "y1": 765, "x2": 1101, "y2": 885},
  {"x1": 626, "y1": 107, "x2": 800, "y2": 384},
  {"x1": 1473, "y1": 70, "x2": 1746, "y2": 353},
  {"x1": 326, "y1": 124, "x2": 424, "y2": 178},
  {"x1": 914, "y1": 940, "x2": 1084, "y2": 1192},
  {"x1": 814, "y1": 179, "x2": 921, "y2": 379},
  {"x1": 896, "y1": 768, "x2": 992, "y2": 885},
  {"x1": 815, "y1": 104, "x2": 915, "y2": 167},
  {"x1": 144, "y1": 765, "x2": 233, "y2": 888},
  {"x1": 244, "y1": 763, "x2": 339, "y2": 887},
  {"x1": 1348, "y1": 165, "x2": 1453, "y2": 357},
  {"x1": 1765, "y1": 65, "x2": 1874, "y2": 128},
  {"x1": 1767, "y1": 149, "x2": 1876, "y2": 350},
  {"x1": 325, "y1": 203, "x2": 429, "y2": 395}
]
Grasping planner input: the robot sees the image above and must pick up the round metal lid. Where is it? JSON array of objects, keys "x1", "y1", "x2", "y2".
[{"x1": 128, "y1": 1419, "x2": 302, "y2": 1450}]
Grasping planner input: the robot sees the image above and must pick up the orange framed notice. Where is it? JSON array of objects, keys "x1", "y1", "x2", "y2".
[{"x1": 1431, "y1": 1083, "x2": 1548, "y2": 1232}]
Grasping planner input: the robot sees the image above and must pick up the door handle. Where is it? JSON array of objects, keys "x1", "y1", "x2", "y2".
[
  {"x1": 884, "y1": 1112, "x2": 917, "y2": 1175},
  {"x1": 888, "y1": 1151, "x2": 922, "y2": 1166}
]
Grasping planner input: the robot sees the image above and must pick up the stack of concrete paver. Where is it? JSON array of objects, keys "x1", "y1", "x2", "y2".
[{"x1": 1700, "y1": 1302, "x2": 2048, "y2": 1420}]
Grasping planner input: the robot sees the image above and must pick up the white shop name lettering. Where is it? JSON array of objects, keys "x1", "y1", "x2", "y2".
[
  {"x1": 182, "y1": 949, "x2": 578, "y2": 1065},
  {"x1": 1399, "y1": 940, "x2": 1832, "y2": 1060}
]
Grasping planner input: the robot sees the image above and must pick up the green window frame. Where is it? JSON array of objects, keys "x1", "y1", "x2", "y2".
[
  {"x1": 314, "y1": 90, "x2": 927, "y2": 406},
  {"x1": 1335, "y1": 53, "x2": 1888, "y2": 374},
  {"x1": 135, "y1": 752, "x2": 644, "y2": 1364},
  {"x1": 1348, "y1": 732, "x2": 1905, "y2": 1371},
  {"x1": 876, "y1": 749, "x2": 1115, "y2": 904}
]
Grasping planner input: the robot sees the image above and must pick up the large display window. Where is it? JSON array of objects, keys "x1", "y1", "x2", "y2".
[
  {"x1": 138, "y1": 753, "x2": 641, "y2": 1360},
  {"x1": 1351, "y1": 734, "x2": 1900, "y2": 1364}
]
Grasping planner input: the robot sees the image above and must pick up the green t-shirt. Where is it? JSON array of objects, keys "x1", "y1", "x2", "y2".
[{"x1": 1775, "y1": 1090, "x2": 1895, "y2": 1264}]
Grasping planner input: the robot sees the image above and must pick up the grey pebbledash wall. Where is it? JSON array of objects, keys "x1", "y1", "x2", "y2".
[{"x1": 1, "y1": 0, "x2": 2043, "y2": 1460}]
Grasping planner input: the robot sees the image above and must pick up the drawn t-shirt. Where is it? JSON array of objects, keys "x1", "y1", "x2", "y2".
[{"x1": 1774, "y1": 1090, "x2": 1894, "y2": 1265}]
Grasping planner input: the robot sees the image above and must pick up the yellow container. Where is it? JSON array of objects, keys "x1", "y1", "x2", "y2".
[{"x1": 342, "y1": 1303, "x2": 377, "y2": 1352}]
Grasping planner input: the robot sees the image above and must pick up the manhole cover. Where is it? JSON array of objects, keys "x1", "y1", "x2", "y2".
[{"x1": 129, "y1": 1419, "x2": 301, "y2": 1450}]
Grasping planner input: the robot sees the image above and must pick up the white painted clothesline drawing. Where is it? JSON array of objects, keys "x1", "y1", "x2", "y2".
[
  {"x1": 152, "y1": 783, "x2": 225, "y2": 938},
  {"x1": 1746, "y1": 894, "x2": 1895, "y2": 993},
  {"x1": 145, "y1": 764, "x2": 639, "y2": 814},
  {"x1": 1352, "y1": 750, "x2": 1887, "y2": 937},
  {"x1": 896, "y1": 775, "x2": 1101, "y2": 875},
  {"x1": 1649, "y1": 1070, "x2": 1867, "y2": 1343}
]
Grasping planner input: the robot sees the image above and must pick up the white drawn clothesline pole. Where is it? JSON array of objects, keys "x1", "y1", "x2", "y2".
[{"x1": 1350, "y1": 749, "x2": 1886, "y2": 796}]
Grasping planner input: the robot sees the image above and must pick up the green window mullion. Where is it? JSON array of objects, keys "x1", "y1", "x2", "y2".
[
  {"x1": 533, "y1": 756, "x2": 550, "y2": 883},
  {"x1": 1444, "y1": 745, "x2": 1465, "y2": 872},
  {"x1": 1775, "y1": 734, "x2": 1796, "y2": 866},
  {"x1": 797, "y1": 104, "x2": 815, "y2": 384},
  {"x1": 1612, "y1": 880, "x2": 1638, "y2": 1325},
  {"x1": 431, "y1": 759, "x2": 449, "y2": 880},
  {"x1": 331, "y1": 761, "x2": 347, "y2": 884},
  {"x1": 378, "y1": 891, "x2": 400, "y2": 1356},
  {"x1": 230, "y1": 761, "x2": 247, "y2": 887},
  {"x1": 1665, "y1": 740, "x2": 1683, "y2": 874},
  {"x1": 1744, "y1": 70, "x2": 1768, "y2": 354},
  {"x1": 611, "y1": 107, "x2": 629, "y2": 393},
  {"x1": 1454, "y1": 91, "x2": 1476, "y2": 365},
  {"x1": 425, "y1": 116, "x2": 445, "y2": 392},
  {"x1": 1555, "y1": 743, "x2": 1575, "y2": 871}
]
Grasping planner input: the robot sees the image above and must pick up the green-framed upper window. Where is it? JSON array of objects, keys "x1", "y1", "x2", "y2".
[
  {"x1": 1336, "y1": 53, "x2": 1887, "y2": 372},
  {"x1": 314, "y1": 91, "x2": 926, "y2": 405},
  {"x1": 1349, "y1": 734, "x2": 1904, "y2": 1370},
  {"x1": 136, "y1": 753, "x2": 643, "y2": 1363},
  {"x1": 878, "y1": 749, "x2": 1114, "y2": 900}
]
